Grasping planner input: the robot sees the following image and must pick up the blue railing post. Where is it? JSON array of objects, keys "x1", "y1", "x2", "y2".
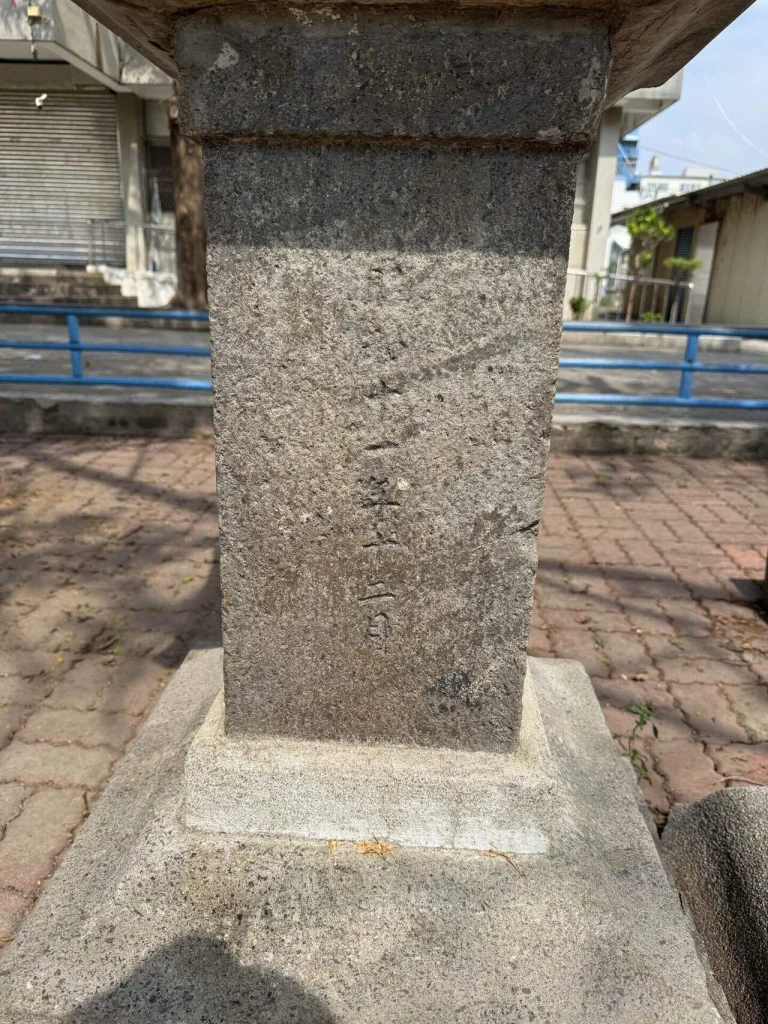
[
  {"x1": 4, "y1": 309, "x2": 766, "y2": 404},
  {"x1": 678, "y1": 331, "x2": 699, "y2": 400},
  {"x1": 67, "y1": 314, "x2": 84, "y2": 380},
  {"x1": 0, "y1": 304, "x2": 211, "y2": 390}
]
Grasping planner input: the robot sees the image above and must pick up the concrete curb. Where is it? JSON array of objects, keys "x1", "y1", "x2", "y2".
[
  {"x1": 563, "y1": 330, "x2": 768, "y2": 355},
  {"x1": 663, "y1": 787, "x2": 768, "y2": 1024},
  {"x1": 0, "y1": 391, "x2": 213, "y2": 438},
  {"x1": 551, "y1": 414, "x2": 768, "y2": 460},
  {"x1": 0, "y1": 314, "x2": 208, "y2": 332},
  {"x1": 1, "y1": 393, "x2": 766, "y2": 459}
]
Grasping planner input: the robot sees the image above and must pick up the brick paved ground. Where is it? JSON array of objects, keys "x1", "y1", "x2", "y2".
[
  {"x1": 533, "y1": 454, "x2": 768, "y2": 826},
  {"x1": 0, "y1": 436, "x2": 219, "y2": 944},
  {"x1": 0, "y1": 436, "x2": 766, "y2": 949}
]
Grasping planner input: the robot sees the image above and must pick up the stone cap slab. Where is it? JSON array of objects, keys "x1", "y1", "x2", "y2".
[
  {"x1": 68, "y1": 0, "x2": 754, "y2": 108},
  {"x1": 176, "y1": 11, "x2": 608, "y2": 144}
]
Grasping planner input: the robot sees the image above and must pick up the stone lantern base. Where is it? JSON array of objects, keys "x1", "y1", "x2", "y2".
[
  {"x1": 0, "y1": 649, "x2": 731, "y2": 1023},
  {"x1": 184, "y1": 663, "x2": 556, "y2": 855}
]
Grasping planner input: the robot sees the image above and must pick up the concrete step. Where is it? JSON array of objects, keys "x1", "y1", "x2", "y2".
[
  {"x1": 0, "y1": 268, "x2": 136, "y2": 308},
  {"x1": 0, "y1": 290, "x2": 131, "y2": 302},
  {"x1": 0, "y1": 287, "x2": 133, "y2": 302},
  {"x1": 0, "y1": 293, "x2": 132, "y2": 305},
  {"x1": 0, "y1": 267, "x2": 143, "y2": 325},
  {"x1": 0, "y1": 268, "x2": 116, "y2": 282}
]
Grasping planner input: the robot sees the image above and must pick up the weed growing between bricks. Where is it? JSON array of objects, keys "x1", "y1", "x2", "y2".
[{"x1": 533, "y1": 454, "x2": 768, "y2": 828}]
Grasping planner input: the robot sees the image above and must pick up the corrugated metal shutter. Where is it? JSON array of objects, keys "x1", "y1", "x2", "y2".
[{"x1": 0, "y1": 90, "x2": 125, "y2": 266}]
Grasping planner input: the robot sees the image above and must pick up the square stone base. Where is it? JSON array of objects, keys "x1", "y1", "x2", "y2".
[
  {"x1": 185, "y1": 665, "x2": 554, "y2": 854},
  {"x1": 0, "y1": 649, "x2": 731, "y2": 1023}
]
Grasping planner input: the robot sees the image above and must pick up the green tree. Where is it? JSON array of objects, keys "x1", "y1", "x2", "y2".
[
  {"x1": 624, "y1": 208, "x2": 673, "y2": 322},
  {"x1": 663, "y1": 256, "x2": 703, "y2": 275}
]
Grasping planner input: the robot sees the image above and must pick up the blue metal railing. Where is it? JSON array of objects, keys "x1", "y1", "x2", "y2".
[
  {"x1": 0, "y1": 306, "x2": 767, "y2": 410},
  {"x1": 0, "y1": 304, "x2": 211, "y2": 391},
  {"x1": 558, "y1": 321, "x2": 768, "y2": 410}
]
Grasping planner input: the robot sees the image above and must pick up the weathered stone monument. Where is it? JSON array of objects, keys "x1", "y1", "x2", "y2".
[{"x1": 0, "y1": 1, "x2": 754, "y2": 1020}]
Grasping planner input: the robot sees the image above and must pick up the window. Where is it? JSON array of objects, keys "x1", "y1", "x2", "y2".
[{"x1": 674, "y1": 226, "x2": 694, "y2": 259}]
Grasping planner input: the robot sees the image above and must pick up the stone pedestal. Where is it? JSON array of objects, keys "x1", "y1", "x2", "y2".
[
  {"x1": 185, "y1": 673, "x2": 555, "y2": 852},
  {"x1": 0, "y1": 1, "x2": 753, "y2": 1020},
  {"x1": 179, "y1": 9, "x2": 608, "y2": 751},
  {"x1": 0, "y1": 650, "x2": 733, "y2": 1023}
]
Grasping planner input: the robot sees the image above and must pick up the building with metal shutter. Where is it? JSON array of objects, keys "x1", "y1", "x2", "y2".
[
  {"x1": 0, "y1": 0, "x2": 173, "y2": 291},
  {"x1": 0, "y1": 88, "x2": 124, "y2": 265}
]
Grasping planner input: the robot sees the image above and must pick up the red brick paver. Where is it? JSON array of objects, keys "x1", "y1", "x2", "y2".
[
  {"x1": 0, "y1": 437, "x2": 766, "y2": 949},
  {"x1": 0, "y1": 435, "x2": 219, "y2": 948},
  {"x1": 534, "y1": 454, "x2": 768, "y2": 825}
]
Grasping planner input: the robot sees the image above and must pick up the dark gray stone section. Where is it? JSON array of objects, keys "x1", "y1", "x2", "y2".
[
  {"x1": 176, "y1": 9, "x2": 608, "y2": 144},
  {"x1": 69, "y1": 0, "x2": 754, "y2": 112},
  {"x1": 0, "y1": 651, "x2": 730, "y2": 1023},
  {"x1": 177, "y1": 14, "x2": 610, "y2": 749},
  {"x1": 664, "y1": 787, "x2": 768, "y2": 1024}
]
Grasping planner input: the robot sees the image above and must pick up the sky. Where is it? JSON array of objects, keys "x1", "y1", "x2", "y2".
[{"x1": 636, "y1": 0, "x2": 768, "y2": 179}]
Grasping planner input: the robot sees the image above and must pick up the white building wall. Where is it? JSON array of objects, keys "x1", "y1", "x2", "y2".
[
  {"x1": 565, "y1": 109, "x2": 622, "y2": 317},
  {"x1": 584, "y1": 106, "x2": 622, "y2": 280}
]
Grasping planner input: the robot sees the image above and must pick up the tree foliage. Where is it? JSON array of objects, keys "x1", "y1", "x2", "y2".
[
  {"x1": 623, "y1": 208, "x2": 674, "y2": 322},
  {"x1": 625, "y1": 208, "x2": 674, "y2": 274},
  {"x1": 663, "y1": 256, "x2": 703, "y2": 276}
]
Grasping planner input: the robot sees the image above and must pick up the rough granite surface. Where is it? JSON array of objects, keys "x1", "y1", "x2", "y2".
[
  {"x1": 664, "y1": 788, "x2": 768, "y2": 1024},
  {"x1": 179, "y1": 14, "x2": 611, "y2": 748},
  {"x1": 70, "y1": 0, "x2": 754, "y2": 111},
  {"x1": 184, "y1": 677, "x2": 555, "y2": 851},
  {"x1": 0, "y1": 649, "x2": 732, "y2": 1024},
  {"x1": 176, "y1": 10, "x2": 608, "y2": 144}
]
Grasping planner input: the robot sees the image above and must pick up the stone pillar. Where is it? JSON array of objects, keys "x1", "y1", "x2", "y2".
[
  {"x1": 115, "y1": 93, "x2": 147, "y2": 272},
  {"x1": 177, "y1": 9, "x2": 609, "y2": 753},
  {"x1": 0, "y1": 7, "x2": 751, "y2": 1019},
  {"x1": 584, "y1": 106, "x2": 622, "y2": 291}
]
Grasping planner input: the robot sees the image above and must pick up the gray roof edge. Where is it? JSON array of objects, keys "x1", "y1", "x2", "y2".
[{"x1": 612, "y1": 165, "x2": 768, "y2": 224}]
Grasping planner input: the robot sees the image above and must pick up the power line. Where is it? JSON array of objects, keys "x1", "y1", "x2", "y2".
[
  {"x1": 634, "y1": 143, "x2": 736, "y2": 175},
  {"x1": 637, "y1": 74, "x2": 768, "y2": 176}
]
